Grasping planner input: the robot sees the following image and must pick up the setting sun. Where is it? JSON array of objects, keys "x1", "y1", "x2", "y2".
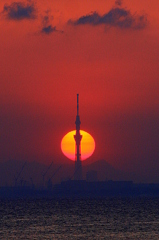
[{"x1": 61, "y1": 130, "x2": 95, "y2": 161}]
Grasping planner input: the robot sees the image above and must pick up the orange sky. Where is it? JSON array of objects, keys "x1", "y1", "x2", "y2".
[{"x1": 0, "y1": 0, "x2": 159, "y2": 180}]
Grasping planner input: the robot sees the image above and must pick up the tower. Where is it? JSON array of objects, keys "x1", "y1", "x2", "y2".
[{"x1": 74, "y1": 94, "x2": 83, "y2": 180}]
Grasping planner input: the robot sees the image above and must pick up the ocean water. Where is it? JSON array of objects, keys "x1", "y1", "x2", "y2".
[{"x1": 0, "y1": 197, "x2": 159, "y2": 239}]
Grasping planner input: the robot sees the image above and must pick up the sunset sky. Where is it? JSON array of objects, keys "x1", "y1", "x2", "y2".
[{"x1": 0, "y1": 0, "x2": 159, "y2": 180}]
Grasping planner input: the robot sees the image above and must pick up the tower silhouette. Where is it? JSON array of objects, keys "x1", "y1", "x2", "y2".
[{"x1": 74, "y1": 94, "x2": 83, "y2": 180}]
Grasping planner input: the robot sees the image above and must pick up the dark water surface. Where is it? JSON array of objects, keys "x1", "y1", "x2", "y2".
[{"x1": 0, "y1": 197, "x2": 159, "y2": 239}]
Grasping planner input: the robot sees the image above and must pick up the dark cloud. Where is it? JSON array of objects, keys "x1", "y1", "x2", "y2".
[
  {"x1": 70, "y1": 7, "x2": 148, "y2": 30},
  {"x1": 40, "y1": 11, "x2": 64, "y2": 35},
  {"x1": 2, "y1": 1, "x2": 36, "y2": 20},
  {"x1": 41, "y1": 11, "x2": 57, "y2": 34},
  {"x1": 41, "y1": 25, "x2": 57, "y2": 34}
]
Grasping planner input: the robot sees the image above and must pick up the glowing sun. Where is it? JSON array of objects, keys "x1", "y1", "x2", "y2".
[{"x1": 61, "y1": 130, "x2": 95, "y2": 161}]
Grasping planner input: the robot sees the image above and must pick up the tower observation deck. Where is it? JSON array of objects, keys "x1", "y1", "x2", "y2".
[{"x1": 74, "y1": 94, "x2": 83, "y2": 180}]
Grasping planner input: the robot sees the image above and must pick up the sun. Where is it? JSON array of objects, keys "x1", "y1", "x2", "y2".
[{"x1": 61, "y1": 130, "x2": 95, "y2": 161}]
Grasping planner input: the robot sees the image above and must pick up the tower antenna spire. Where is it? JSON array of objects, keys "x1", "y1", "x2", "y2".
[
  {"x1": 77, "y1": 93, "x2": 79, "y2": 116},
  {"x1": 74, "y1": 93, "x2": 82, "y2": 180}
]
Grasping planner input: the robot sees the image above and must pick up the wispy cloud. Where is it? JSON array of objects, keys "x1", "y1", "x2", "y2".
[
  {"x1": 69, "y1": 7, "x2": 148, "y2": 30},
  {"x1": 41, "y1": 11, "x2": 57, "y2": 34},
  {"x1": 115, "y1": 0, "x2": 123, "y2": 6},
  {"x1": 2, "y1": 1, "x2": 36, "y2": 20}
]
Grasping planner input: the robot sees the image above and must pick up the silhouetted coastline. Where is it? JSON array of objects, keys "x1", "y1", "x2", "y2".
[{"x1": 1, "y1": 180, "x2": 159, "y2": 199}]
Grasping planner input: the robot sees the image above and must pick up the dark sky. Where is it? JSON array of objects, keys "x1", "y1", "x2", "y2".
[{"x1": 0, "y1": 0, "x2": 159, "y2": 182}]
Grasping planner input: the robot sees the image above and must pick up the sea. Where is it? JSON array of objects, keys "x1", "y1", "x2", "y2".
[{"x1": 0, "y1": 197, "x2": 159, "y2": 239}]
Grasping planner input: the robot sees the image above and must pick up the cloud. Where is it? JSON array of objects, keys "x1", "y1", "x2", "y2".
[
  {"x1": 70, "y1": 7, "x2": 148, "y2": 30},
  {"x1": 40, "y1": 11, "x2": 64, "y2": 35},
  {"x1": 40, "y1": 11, "x2": 57, "y2": 34},
  {"x1": 115, "y1": 0, "x2": 123, "y2": 6},
  {"x1": 41, "y1": 25, "x2": 57, "y2": 34},
  {"x1": 2, "y1": 1, "x2": 36, "y2": 20}
]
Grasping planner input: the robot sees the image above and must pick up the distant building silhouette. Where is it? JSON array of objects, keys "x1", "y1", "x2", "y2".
[{"x1": 74, "y1": 94, "x2": 83, "y2": 180}]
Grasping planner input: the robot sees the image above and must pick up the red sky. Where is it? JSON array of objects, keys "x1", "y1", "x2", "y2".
[{"x1": 0, "y1": 0, "x2": 159, "y2": 181}]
